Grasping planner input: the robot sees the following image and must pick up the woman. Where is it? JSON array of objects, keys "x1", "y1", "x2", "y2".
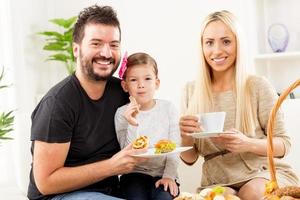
[{"x1": 179, "y1": 10, "x2": 298, "y2": 200}]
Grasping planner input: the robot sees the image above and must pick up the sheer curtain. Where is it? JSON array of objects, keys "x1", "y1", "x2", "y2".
[{"x1": 0, "y1": 0, "x2": 18, "y2": 186}]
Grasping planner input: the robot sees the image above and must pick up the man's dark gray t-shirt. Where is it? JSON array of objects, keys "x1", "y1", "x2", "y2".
[{"x1": 27, "y1": 74, "x2": 128, "y2": 200}]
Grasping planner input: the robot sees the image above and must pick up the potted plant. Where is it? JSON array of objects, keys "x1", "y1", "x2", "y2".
[
  {"x1": 38, "y1": 16, "x2": 77, "y2": 75},
  {"x1": 0, "y1": 67, "x2": 14, "y2": 141}
]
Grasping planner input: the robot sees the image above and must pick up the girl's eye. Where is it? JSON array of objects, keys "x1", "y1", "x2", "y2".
[
  {"x1": 145, "y1": 77, "x2": 152, "y2": 81},
  {"x1": 129, "y1": 79, "x2": 137, "y2": 82}
]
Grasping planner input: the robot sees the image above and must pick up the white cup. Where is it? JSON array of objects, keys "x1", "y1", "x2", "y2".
[{"x1": 198, "y1": 112, "x2": 226, "y2": 132}]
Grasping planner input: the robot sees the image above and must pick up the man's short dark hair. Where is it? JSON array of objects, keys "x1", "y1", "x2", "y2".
[{"x1": 73, "y1": 5, "x2": 121, "y2": 43}]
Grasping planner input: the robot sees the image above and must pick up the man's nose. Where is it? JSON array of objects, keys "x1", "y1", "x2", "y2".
[{"x1": 99, "y1": 43, "x2": 112, "y2": 58}]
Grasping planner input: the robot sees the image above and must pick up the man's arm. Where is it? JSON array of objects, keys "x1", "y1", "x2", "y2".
[{"x1": 34, "y1": 140, "x2": 143, "y2": 195}]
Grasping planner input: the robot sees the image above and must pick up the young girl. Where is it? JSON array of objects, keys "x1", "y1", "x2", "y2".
[
  {"x1": 114, "y1": 52, "x2": 180, "y2": 200},
  {"x1": 179, "y1": 10, "x2": 298, "y2": 200}
]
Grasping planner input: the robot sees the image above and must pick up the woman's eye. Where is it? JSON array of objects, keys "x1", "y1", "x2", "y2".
[
  {"x1": 224, "y1": 40, "x2": 231, "y2": 45},
  {"x1": 205, "y1": 41, "x2": 213, "y2": 46}
]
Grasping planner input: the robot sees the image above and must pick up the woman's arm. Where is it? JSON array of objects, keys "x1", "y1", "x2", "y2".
[
  {"x1": 179, "y1": 115, "x2": 201, "y2": 164},
  {"x1": 256, "y1": 76, "x2": 291, "y2": 157}
]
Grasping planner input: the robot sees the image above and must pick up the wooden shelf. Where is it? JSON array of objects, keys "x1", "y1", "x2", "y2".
[{"x1": 254, "y1": 51, "x2": 300, "y2": 61}]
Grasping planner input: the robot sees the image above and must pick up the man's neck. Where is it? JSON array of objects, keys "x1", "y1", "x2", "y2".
[{"x1": 75, "y1": 71, "x2": 107, "y2": 100}]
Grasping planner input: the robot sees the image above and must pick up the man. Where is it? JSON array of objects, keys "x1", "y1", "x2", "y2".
[{"x1": 28, "y1": 5, "x2": 145, "y2": 200}]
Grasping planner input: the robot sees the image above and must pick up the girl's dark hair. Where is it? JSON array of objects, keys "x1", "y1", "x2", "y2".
[
  {"x1": 123, "y1": 53, "x2": 158, "y2": 79},
  {"x1": 73, "y1": 5, "x2": 121, "y2": 43}
]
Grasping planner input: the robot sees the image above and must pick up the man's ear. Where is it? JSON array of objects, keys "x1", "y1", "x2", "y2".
[
  {"x1": 155, "y1": 78, "x2": 160, "y2": 90},
  {"x1": 121, "y1": 80, "x2": 129, "y2": 92},
  {"x1": 73, "y1": 43, "x2": 79, "y2": 58}
]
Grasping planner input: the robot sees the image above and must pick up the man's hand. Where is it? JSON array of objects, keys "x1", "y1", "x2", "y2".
[
  {"x1": 109, "y1": 143, "x2": 147, "y2": 175},
  {"x1": 155, "y1": 177, "x2": 178, "y2": 197}
]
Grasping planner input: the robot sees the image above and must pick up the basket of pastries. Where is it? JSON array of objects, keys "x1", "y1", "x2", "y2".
[
  {"x1": 174, "y1": 186, "x2": 240, "y2": 200},
  {"x1": 264, "y1": 79, "x2": 300, "y2": 200}
]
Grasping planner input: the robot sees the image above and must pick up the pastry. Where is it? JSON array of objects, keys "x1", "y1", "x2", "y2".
[
  {"x1": 155, "y1": 139, "x2": 176, "y2": 154},
  {"x1": 133, "y1": 135, "x2": 149, "y2": 149},
  {"x1": 129, "y1": 96, "x2": 139, "y2": 117}
]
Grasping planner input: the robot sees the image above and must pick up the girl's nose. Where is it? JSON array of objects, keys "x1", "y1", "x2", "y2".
[
  {"x1": 99, "y1": 43, "x2": 112, "y2": 58},
  {"x1": 137, "y1": 81, "x2": 144, "y2": 88}
]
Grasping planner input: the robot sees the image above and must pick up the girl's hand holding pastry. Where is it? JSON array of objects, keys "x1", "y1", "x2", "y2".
[{"x1": 124, "y1": 96, "x2": 140, "y2": 126}]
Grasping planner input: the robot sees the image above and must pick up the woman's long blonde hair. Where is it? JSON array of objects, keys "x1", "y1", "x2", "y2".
[{"x1": 186, "y1": 10, "x2": 255, "y2": 137}]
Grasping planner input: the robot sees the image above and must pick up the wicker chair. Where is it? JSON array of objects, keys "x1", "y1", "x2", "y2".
[{"x1": 265, "y1": 79, "x2": 300, "y2": 200}]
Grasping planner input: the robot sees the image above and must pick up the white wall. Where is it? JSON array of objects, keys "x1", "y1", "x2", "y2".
[
  {"x1": 282, "y1": 99, "x2": 300, "y2": 178},
  {"x1": 3, "y1": 0, "x2": 300, "y2": 195},
  {"x1": 255, "y1": 0, "x2": 300, "y2": 96},
  {"x1": 9, "y1": 0, "x2": 258, "y2": 110},
  {"x1": 0, "y1": 0, "x2": 17, "y2": 187}
]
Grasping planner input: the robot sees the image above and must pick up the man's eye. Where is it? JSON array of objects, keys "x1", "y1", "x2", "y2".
[
  {"x1": 111, "y1": 44, "x2": 120, "y2": 49},
  {"x1": 91, "y1": 43, "x2": 100, "y2": 47}
]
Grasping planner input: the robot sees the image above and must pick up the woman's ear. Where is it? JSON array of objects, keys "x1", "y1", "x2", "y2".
[
  {"x1": 121, "y1": 80, "x2": 129, "y2": 92},
  {"x1": 155, "y1": 78, "x2": 160, "y2": 90}
]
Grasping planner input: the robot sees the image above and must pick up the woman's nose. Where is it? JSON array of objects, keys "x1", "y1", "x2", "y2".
[
  {"x1": 213, "y1": 42, "x2": 223, "y2": 54},
  {"x1": 99, "y1": 43, "x2": 112, "y2": 58}
]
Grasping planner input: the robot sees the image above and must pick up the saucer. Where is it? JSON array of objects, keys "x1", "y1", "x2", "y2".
[{"x1": 191, "y1": 131, "x2": 235, "y2": 139}]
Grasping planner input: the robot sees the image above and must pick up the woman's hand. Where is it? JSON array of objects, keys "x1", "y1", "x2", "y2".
[
  {"x1": 123, "y1": 97, "x2": 140, "y2": 126},
  {"x1": 179, "y1": 115, "x2": 202, "y2": 146},
  {"x1": 155, "y1": 177, "x2": 178, "y2": 197},
  {"x1": 211, "y1": 129, "x2": 252, "y2": 153},
  {"x1": 212, "y1": 129, "x2": 286, "y2": 157}
]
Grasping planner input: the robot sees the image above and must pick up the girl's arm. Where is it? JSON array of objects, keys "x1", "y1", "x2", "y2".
[
  {"x1": 162, "y1": 102, "x2": 180, "y2": 180},
  {"x1": 114, "y1": 107, "x2": 130, "y2": 149}
]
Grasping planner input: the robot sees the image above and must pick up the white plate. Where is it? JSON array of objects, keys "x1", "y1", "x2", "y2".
[
  {"x1": 191, "y1": 131, "x2": 235, "y2": 139},
  {"x1": 133, "y1": 146, "x2": 193, "y2": 158}
]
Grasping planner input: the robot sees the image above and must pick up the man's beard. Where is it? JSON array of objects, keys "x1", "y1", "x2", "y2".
[{"x1": 79, "y1": 50, "x2": 120, "y2": 81}]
